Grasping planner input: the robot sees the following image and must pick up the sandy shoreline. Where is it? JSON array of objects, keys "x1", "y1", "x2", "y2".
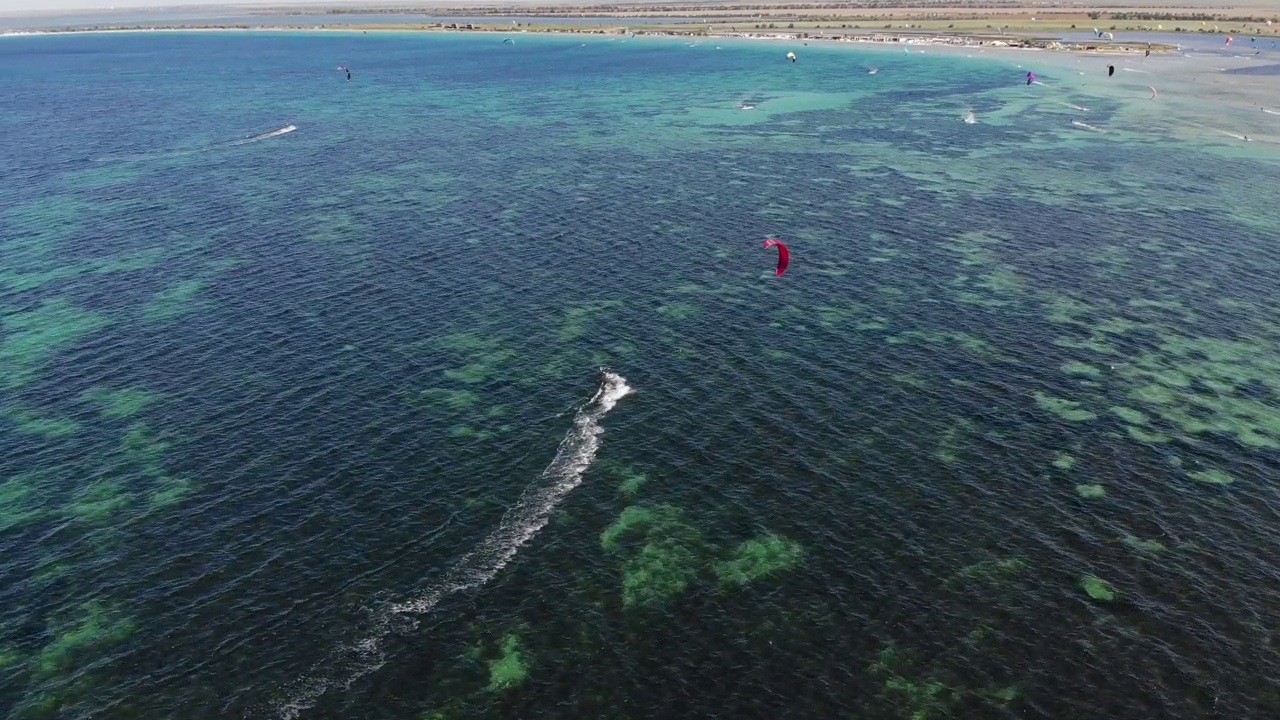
[{"x1": 0, "y1": 23, "x2": 1180, "y2": 55}]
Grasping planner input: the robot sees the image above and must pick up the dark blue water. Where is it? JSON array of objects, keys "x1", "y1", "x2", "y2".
[{"x1": 2, "y1": 30, "x2": 1280, "y2": 720}]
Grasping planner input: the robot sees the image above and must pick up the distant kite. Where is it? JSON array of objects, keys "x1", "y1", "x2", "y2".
[
  {"x1": 1148, "y1": 86, "x2": 1158, "y2": 100},
  {"x1": 763, "y1": 239, "x2": 790, "y2": 276},
  {"x1": 786, "y1": 51, "x2": 797, "y2": 62},
  {"x1": 1107, "y1": 64, "x2": 1115, "y2": 77}
]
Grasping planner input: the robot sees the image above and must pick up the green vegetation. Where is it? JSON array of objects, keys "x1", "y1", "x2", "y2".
[
  {"x1": 657, "y1": 302, "x2": 699, "y2": 321},
  {"x1": 559, "y1": 300, "x2": 623, "y2": 341},
  {"x1": 428, "y1": 332, "x2": 518, "y2": 385},
  {"x1": 596, "y1": 459, "x2": 649, "y2": 497},
  {"x1": 121, "y1": 423, "x2": 170, "y2": 471},
  {"x1": 1188, "y1": 468, "x2": 1234, "y2": 485},
  {"x1": 64, "y1": 481, "x2": 133, "y2": 524},
  {"x1": 150, "y1": 477, "x2": 194, "y2": 509},
  {"x1": 887, "y1": 329, "x2": 1010, "y2": 362},
  {"x1": 601, "y1": 504, "x2": 704, "y2": 608},
  {"x1": 0, "y1": 299, "x2": 110, "y2": 390},
  {"x1": 713, "y1": 534, "x2": 803, "y2": 589},
  {"x1": 142, "y1": 278, "x2": 212, "y2": 322},
  {"x1": 869, "y1": 646, "x2": 958, "y2": 720},
  {"x1": 1122, "y1": 535, "x2": 1167, "y2": 553},
  {"x1": 1110, "y1": 406, "x2": 1147, "y2": 425},
  {"x1": 1117, "y1": 335, "x2": 1280, "y2": 449},
  {"x1": 487, "y1": 633, "x2": 528, "y2": 692},
  {"x1": 936, "y1": 418, "x2": 974, "y2": 464},
  {"x1": 1034, "y1": 392, "x2": 1098, "y2": 422},
  {"x1": 84, "y1": 386, "x2": 163, "y2": 419},
  {"x1": 416, "y1": 388, "x2": 480, "y2": 411},
  {"x1": 953, "y1": 556, "x2": 1027, "y2": 585},
  {"x1": 1081, "y1": 575, "x2": 1117, "y2": 602},
  {"x1": 3, "y1": 406, "x2": 81, "y2": 438},
  {"x1": 1061, "y1": 360, "x2": 1101, "y2": 378},
  {"x1": 0, "y1": 476, "x2": 43, "y2": 532},
  {"x1": 33, "y1": 601, "x2": 135, "y2": 679}
]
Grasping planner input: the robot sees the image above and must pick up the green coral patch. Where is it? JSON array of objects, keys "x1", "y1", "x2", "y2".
[
  {"x1": 1080, "y1": 575, "x2": 1117, "y2": 602},
  {"x1": 1034, "y1": 392, "x2": 1098, "y2": 422},
  {"x1": 1075, "y1": 484, "x2": 1106, "y2": 499},
  {"x1": 0, "y1": 477, "x2": 43, "y2": 532},
  {"x1": 1061, "y1": 361, "x2": 1101, "y2": 378},
  {"x1": 1052, "y1": 453, "x2": 1076, "y2": 471},
  {"x1": 713, "y1": 534, "x2": 804, "y2": 589},
  {"x1": 601, "y1": 504, "x2": 705, "y2": 608},
  {"x1": 657, "y1": 302, "x2": 699, "y2": 321},
  {"x1": 1110, "y1": 406, "x2": 1147, "y2": 425},
  {"x1": 3, "y1": 406, "x2": 81, "y2": 437},
  {"x1": 1187, "y1": 468, "x2": 1234, "y2": 485},
  {"x1": 84, "y1": 386, "x2": 163, "y2": 419},
  {"x1": 415, "y1": 388, "x2": 481, "y2": 411},
  {"x1": 0, "y1": 299, "x2": 111, "y2": 391},
  {"x1": 1121, "y1": 535, "x2": 1167, "y2": 553},
  {"x1": 33, "y1": 601, "x2": 136, "y2": 680},
  {"x1": 143, "y1": 278, "x2": 213, "y2": 322},
  {"x1": 64, "y1": 481, "x2": 133, "y2": 524},
  {"x1": 486, "y1": 633, "x2": 528, "y2": 692}
]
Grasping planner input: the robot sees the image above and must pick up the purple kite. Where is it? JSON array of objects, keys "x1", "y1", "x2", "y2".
[
  {"x1": 764, "y1": 238, "x2": 790, "y2": 276},
  {"x1": 1026, "y1": 71, "x2": 1037, "y2": 86}
]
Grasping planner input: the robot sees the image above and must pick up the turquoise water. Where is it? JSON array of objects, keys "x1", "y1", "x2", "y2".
[
  {"x1": 0, "y1": 14, "x2": 694, "y2": 31},
  {"x1": 3, "y1": 30, "x2": 1280, "y2": 720}
]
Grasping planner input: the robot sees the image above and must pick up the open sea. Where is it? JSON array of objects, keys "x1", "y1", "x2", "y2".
[{"x1": 2, "y1": 29, "x2": 1280, "y2": 720}]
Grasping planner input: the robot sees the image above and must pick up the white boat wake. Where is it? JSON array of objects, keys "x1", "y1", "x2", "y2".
[
  {"x1": 236, "y1": 124, "x2": 298, "y2": 145},
  {"x1": 93, "y1": 124, "x2": 298, "y2": 162},
  {"x1": 272, "y1": 371, "x2": 633, "y2": 719}
]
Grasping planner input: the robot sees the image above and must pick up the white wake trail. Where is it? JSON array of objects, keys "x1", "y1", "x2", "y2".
[
  {"x1": 236, "y1": 124, "x2": 298, "y2": 145},
  {"x1": 273, "y1": 371, "x2": 632, "y2": 719}
]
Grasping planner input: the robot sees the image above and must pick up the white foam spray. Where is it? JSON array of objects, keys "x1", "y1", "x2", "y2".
[
  {"x1": 1071, "y1": 120, "x2": 1108, "y2": 133},
  {"x1": 236, "y1": 125, "x2": 298, "y2": 145},
  {"x1": 272, "y1": 371, "x2": 632, "y2": 719},
  {"x1": 1213, "y1": 129, "x2": 1251, "y2": 141},
  {"x1": 94, "y1": 124, "x2": 297, "y2": 162}
]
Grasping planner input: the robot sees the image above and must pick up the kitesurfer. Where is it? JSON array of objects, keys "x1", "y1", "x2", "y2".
[{"x1": 764, "y1": 239, "x2": 790, "y2": 276}]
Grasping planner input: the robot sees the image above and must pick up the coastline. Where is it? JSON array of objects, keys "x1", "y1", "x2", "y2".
[
  {"x1": 0, "y1": 22, "x2": 1179, "y2": 55},
  {"x1": 5, "y1": 18, "x2": 1276, "y2": 149}
]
